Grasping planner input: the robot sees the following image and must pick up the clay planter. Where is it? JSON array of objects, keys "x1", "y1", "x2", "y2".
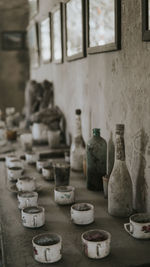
[
  {"x1": 25, "y1": 152, "x2": 39, "y2": 165},
  {"x1": 36, "y1": 159, "x2": 48, "y2": 173},
  {"x1": 42, "y1": 164, "x2": 54, "y2": 181},
  {"x1": 17, "y1": 191, "x2": 38, "y2": 210},
  {"x1": 7, "y1": 167, "x2": 23, "y2": 182},
  {"x1": 54, "y1": 186, "x2": 75, "y2": 205},
  {"x1": 124, "y1": 213, "x2": 150, "y2": 239},
  {"x1": 81, "y1": 229, "x2": 111, "y2": 259},
  {"x1": 32, "y1": 233, "x2": 62, "y2": 263},
  {"x1": 54, "y1": 163, "x2": 70, "y2": 187},
  {"x1": 21, "y1": 206, "x2": 45, "y2": 228},
  {"x1": 71, "y1": 203, "x2": 94, "y2": 225},
  {"x1": 16, "y1": 176, "x2": 36, "y2": 192}
]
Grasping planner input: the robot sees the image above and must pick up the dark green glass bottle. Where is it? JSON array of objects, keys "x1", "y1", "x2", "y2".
[{"x1": 86, "y1": 128, "x2": 107, "y2": 191}]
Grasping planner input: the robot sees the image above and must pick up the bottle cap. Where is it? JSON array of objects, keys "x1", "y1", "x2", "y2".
[
  {"x1": 116, "y1": 124, "x2": 124, "y2": 133},
  {"x1": 93, "y1": 128, "x2": 100, "y2": 136},
  {"x1": 75, "y1": 109, "x2": 81, "y2": 115}
]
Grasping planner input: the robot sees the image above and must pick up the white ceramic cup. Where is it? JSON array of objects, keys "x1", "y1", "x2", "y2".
[
  {"x1": 25, "y1": 152, "x2": 39, "y2": 165},
  {"x1": 81, "y1": 229, "x2": 111, "y2": 259},
  {"x1": 36, "y1": 159, "x2": 48, "y2": 173},
  {"x1": 54, "y1": 186, "x2": 75, "y2": 205},
  {"x1": 16, "y1": 176, "x2": 36, "y2": 192},
  {"x1": 21, "y1": 206, "x2": 45, "y2": 228},
  {"x1": 7, "y1": 167, "x2": 23, "y2": 182},
  {"x1": 17, "y1": 191, "x2": 38, "y2": 209},
  {"x1": 32, "y1": 233, "x2": 62, "y2": 263},
  {"x1": 5, "y1": 155, "x2": 17, "y2": 167},
  {"x1": 71, "y1": 203, "x2": 94, "y2": 225},
  {"x1": 7, "y1": 159, "x2": 24, "y2": 169},
  {"x1": 124, "y1": 213, "x2": 150, "y2": 239},
  {"x1": 42, "y1": 165, "x2": 54, "y2": 181}
]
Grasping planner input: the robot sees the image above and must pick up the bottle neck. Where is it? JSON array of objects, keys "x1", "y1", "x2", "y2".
[
  {"x1": 75, "y1": 114, "x2": 82, "y2": 137},
  {"x1": 115, "y1": 133, "x2": 125, "y2": 161}
]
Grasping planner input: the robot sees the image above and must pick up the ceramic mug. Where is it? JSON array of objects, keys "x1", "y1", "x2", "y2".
[
  {"x1": 25, "y1": 152, "x2": 39, "y2": 165},
  {"x1": 71, "y1": 203, "x2": 94, "y2": 225},
  {"x1": 5, "y1": 155, "x2": 17, "y2": 167},
  {"x1": 7, "y1": 166, "x2": 23, "y2": 182},
  {"x1": 81, "y1": 229, "x2": 111, "y2": 259},
  {"x1": 32, "y1": 233, "x2": 62, "y2": 263},
  {"x1": 7, "y1": 159, "x2": 24, "y2": 169},
  {"x1": 36, "y1": 159, "x2": 47, "y2": 173},
  {"x1": 17, "y1": 191, "x2": 38, "y2": 209},
  {"x1": 16, "y1": 176, "x2": 36, "y2": 192},
  {"x1": 21, "y1": 206, "x2": 45, "y2": 228},
  {"x1": 42, "y1": 164, "x2": 54, "y2": 181},
  {"x1": 124, "y1": 213, "x2": 150, "y2": 239},
  {"x1": 54, "y1": 186, "x2": 75, "y2": 205}
]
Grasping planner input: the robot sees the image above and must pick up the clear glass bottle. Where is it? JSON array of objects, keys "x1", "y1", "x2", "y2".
[
  {"x1": 70, "y1": 109, "x2": 85, "y2": 172},
  {"x1": 86, "y1": 128, "x2": 107, "y2": 191},
  {"x1": 108, "y1": 124, "x2": 133, "y2": 217}
]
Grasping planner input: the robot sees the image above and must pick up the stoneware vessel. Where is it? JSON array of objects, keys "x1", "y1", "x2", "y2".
[
  {"x1": 5, "y1": 155, "x2": 17, "y2": 167},
  {"x1": 42, "y1": 164, "x2": 54, "y2": 181},
  {"x1": 47, "y1": 130, "x2": 60, "y2": 148},
  {"x1": 32, "y1": 233, "x2": 62, "y2": 263},
  {"x1": 16, "y1": 176, "x2": 36, "y2": 192},
  {"x1": 36, "y1": 159, "x2": 48, "y2": 173},
  {"x1": 21, "y1": 206, "x2": 45, "y2": 228},
  {"x1": 81, "y1": 229, "x2": 111, "y2": 259},
  {"x1": 71, "y1": 203, "x2": 94, "y2": 225},
  {"x1": 17, "y1": 191, "x2": 38, "y2": 209},
  {"x1": 54, "y1": 186, "x2": 75, "y2": 205},
  {"x1": 54, "y1": 163, "x2": 70, "y2": 186},
  {"x1": 7, "y1": 159, "x2": 24, "y2": 169},
  {"x1": 124, "y1": 213, "x2": 150, "y2": 239},
  {"x1": 7, "y1": 166, "x2": 23, "y2": 182},
  {"x1": 25, "y1": 152, "x2": 39, "y2": 165}
]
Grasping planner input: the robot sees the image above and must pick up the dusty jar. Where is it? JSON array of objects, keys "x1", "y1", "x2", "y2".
[
  {"x1": 17, "y1": 191, "x2": 38, "y2": 210},
  {"x1": 32, "y1": 233, "x2": 62, "y2": 263},
  {"x1": 21, "y1": 206, "x2": 45, "y2": 228},
  {"x1": 16, "y1": 176, "x2": 36, "y2": 192},
  {"x1": 81, "y1": 229, "x2": 111, "y2": 259},
  {"x1": 71, "y1": 203, "x2": 94, "y2": 225},
  {"x1": 124, "y1": 213, "x2": 150, "y2": 239},
  {"x1": 54, "y1": 186, "x2": 75, "y2": 205}
]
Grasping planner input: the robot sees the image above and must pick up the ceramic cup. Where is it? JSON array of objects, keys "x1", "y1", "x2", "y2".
[
  {"x1": 36, "y1": 159, "x2": 48, "y2": 173},
  {"x1": 71, "y1": 203, "x2": 94, "y2": 225},
  {"x1": 32, "y1": 233, "x2": 62, "y2": 263},
  {"x1": 5, "y1": 155, "x2": 17, "y2": 167},
  {"x1": 124, "y1": 213, "x2": 150, "y2": 239},
  {"x1": 21, "y1": 206, "x2": 45, "y2": 228},
  {"x1": 25, "y1": 152, "x2": 39, "y2": 165},
  {"x1": 54, "y1": 186, "x2": 75, "y2": 205},
  {"x1": 16, "y1": 176, "x2": 36, "y2": 192},
  {"x1": 42, "y1": 164, "x2": 54, "y2": 181},
  {"x1": 54, "y1": 163, "x2": 70, "y2": 187},
  {"x1": 81, "y1": 229, "x2": 111, "y2": 259},
  {"x1": 17, "y1": 191, "x2": 38, "y2": 209},
  {"x1": 7, "y1": 166, "x2": 23, "y2": 182},
  {"x1": 7, "y1": 159, "x2": 24, "y2": 169}
]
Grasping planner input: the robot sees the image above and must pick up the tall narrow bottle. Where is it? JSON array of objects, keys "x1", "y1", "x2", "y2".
[
  {"x1": 108, "y1": 124, "x2": 133, "y2": 217},
  {"x1": 70, "y1": 109, "x2": 85, "y2": 172},
  {"x1": 86, "y1": 128, "x2": 107, "y2": 191}
]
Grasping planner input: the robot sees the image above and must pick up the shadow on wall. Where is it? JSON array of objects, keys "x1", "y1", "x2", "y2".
[{"x1": 130, "y1": 128, "x2": 149, "y2": 212}]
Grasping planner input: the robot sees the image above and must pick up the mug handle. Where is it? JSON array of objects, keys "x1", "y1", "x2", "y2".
[
  {"x1": 45, "y1": 248, "x2": 51, "y2": 262},
  {"x1": 96, "y1": 243, "x2": 101, "y2": 257},
  {"x1": 33, "y1": 215, "x2": 37, "y2": 227},
  {"x1": 124, "y1": 223, "x2": 134, "y2": 235}
]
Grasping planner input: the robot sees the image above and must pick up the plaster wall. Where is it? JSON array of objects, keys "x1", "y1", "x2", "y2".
[
  {"x1": 30, "y1": 0, "x2": 150, "y2": 212},
  {"x1": 0, "y1": 0, "x2": 29, "y2": 112}
]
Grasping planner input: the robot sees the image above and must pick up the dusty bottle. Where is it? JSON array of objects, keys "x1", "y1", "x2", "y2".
[
  {"x1": 86, "y1": 128, "x2": 107, "y2": 191},
  {"x1": 70, "y1": 109, "x2": 85, "y2": 172},
  {"x1": 108, "y1": 124, "x2": 133, "y2": 217}
]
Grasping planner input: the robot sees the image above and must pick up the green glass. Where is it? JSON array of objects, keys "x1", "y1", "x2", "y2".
[{"x1": 86, "y1": 128, "x2": 107, "y2": 191}]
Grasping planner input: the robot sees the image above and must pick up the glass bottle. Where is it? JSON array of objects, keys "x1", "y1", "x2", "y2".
[
  {"x1": 70, "y1": 109, "x2": 85, "y2": 172},
  {"x1": 86, "y1": 128, "x2": 107, "y2": 191},
  {"x1": 108, "y1": 124, "x2": 133, "y2": 217}
]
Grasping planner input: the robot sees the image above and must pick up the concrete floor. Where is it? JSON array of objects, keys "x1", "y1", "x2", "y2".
[{"x1": 0, "y1": 155, "x2": 150, "y2": 267}]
